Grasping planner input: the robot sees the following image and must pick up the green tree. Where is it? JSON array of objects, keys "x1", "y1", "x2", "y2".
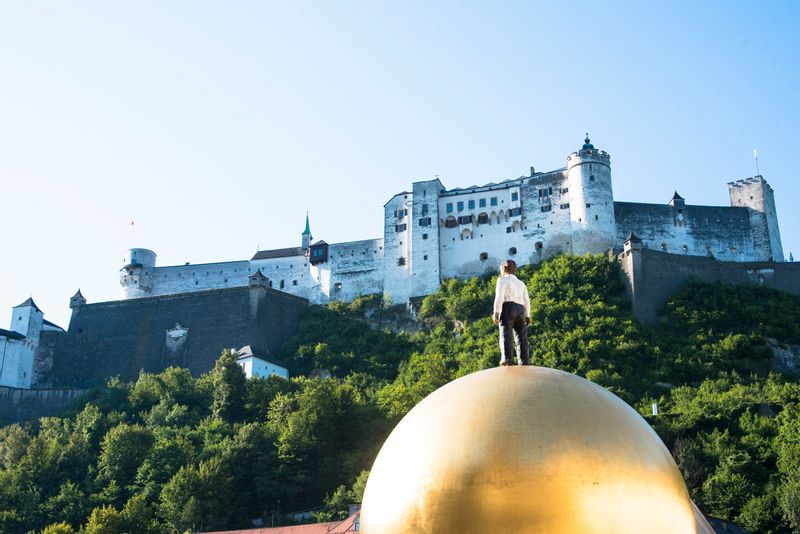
[{"x1": 211, "y1": 349, "x2": 248, "y2": 422}]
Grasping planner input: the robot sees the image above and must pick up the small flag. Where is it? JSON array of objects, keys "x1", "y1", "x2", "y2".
[
  {"x1": 131, "y1": 221, "x2": 134, "y2": 226},
  {"x1": 753, "y1": 149, "x2": 758, "y2": 159}
]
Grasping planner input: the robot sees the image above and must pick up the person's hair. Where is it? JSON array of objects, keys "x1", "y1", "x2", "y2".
[{"x1": 500, "y1": 259, "x2": 517, "y2": 275}]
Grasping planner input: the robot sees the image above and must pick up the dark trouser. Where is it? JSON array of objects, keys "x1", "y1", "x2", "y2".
[{"x1": 499, "y1": 302, "x2": 530, "y2": 365}]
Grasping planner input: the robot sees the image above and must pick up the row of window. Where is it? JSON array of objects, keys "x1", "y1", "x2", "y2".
[{"x1": 446, "y1": 196, "x2": 501, "y2": 213}]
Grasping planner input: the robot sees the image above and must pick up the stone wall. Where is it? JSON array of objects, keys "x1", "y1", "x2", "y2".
[
  {"x1": 36, "y1": 285, "x2": 307, "y2": 388},
  {"x1": 0, "y1": 386, "x2": 88, "y2": 426},
  {"x1": 618, "y1": 247, "x2": 800, "y2": 322}
]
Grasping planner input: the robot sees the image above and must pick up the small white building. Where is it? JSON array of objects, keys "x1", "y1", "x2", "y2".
[{"x1": 236, "y1": 345, "x2": 289, "y2": 380}]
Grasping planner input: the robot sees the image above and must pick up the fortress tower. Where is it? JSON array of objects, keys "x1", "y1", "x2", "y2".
[
  {"x1": 119, "y1": 248, "x2": 157, "y2": 299},
  {"x1": 728, "y1": 176, "x2": 784, "y2": 261},
  {"x1": 566, "y1": 135, "x2": 616, "y2": 254},
  {"x1": 301, "y1": 213, "x2": 312, "y2": 251}
]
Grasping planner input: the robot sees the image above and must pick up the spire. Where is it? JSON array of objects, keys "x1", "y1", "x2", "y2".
[
  {"x1": 302, "y1": 212, "x2": 311, "y2": 235},
  {"x1": 70, "y1": 289, "x2": 86, "y2": 309},
  {"x1": 582, "y1": 133, "x2": 594, "y2": 151}
]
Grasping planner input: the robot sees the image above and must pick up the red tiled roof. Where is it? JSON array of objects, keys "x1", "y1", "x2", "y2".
[{"x1": 203, "y1": 512, "x2": 359, "y2": 534}]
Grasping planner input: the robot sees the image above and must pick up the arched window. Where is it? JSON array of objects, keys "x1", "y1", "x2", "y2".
[
  {"x1": 445, "y1": 215, "x2": 458, "y2": 229},
  {"x1": 477, "y1": 212, "x2": 490, "y2": 225},
  {"x1": 460, "y1": 228, "x2": 473, "y2": 240},
  {"x1": 479, "y1": 252, "x2": 488, "y2": 260}
]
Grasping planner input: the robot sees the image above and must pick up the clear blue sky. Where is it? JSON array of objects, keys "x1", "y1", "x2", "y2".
[{"x1": 1, "y1": 1, "x2": 798, "y2": 328}]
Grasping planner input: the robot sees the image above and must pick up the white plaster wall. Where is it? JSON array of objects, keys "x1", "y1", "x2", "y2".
[
  {"x1": 327, "y1": 239, "x2": 385, "y2": 302},
  {"x1": 250, "y1": 256, "x2": 308, "y2": 296},
  {"x1": 410, "y1": 179, "x2": 443, "y2": 297},
  {"x1": 147, "y1": 261, "x2": 250, "y2": 297},
  {"x1": 383, "y1": 193, "x2": 413, "y2": 303},
  {"x1": 0, "y1": 338, "x2": 33, "y2": 388},
  {"x1": 729, "y1": 178, "x2": 784, "y2": 261}
]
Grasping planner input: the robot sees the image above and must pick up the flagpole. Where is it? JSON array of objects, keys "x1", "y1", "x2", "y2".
[{"x1": 754, "y1": 149, "x2": 760, "y2": 176}]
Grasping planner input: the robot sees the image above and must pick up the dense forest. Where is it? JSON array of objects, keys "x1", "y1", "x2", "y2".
[{"x1": 1, "y1": 255, "x2": 799, "y2": 533}]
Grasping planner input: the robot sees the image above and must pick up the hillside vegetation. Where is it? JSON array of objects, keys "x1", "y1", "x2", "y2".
[{"x1": 1, "y1": 255, "x2": 799, "y2": 533}]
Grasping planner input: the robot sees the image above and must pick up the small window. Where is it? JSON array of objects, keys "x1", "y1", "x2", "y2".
[
  {"x1": 590, "y1": 175, "x2": 595, "y2": 182},
  {"x1": 468, "y1": 199, "x2": 475, "y2": 209},
  {"x1": 421, "y1": 203, "x2": 429, "y2": 215},
  {"x1": 334, "y1": 282, "x2": 342, "y2": 290},
  {"x1": 509, "y1": 207, "x2": 521, "y2": 217},
  {"x1": 280, "y1": 280, "x2": 285, "y2": 289},
  {"x1": 595, "y1": 214, "x2": 598, "y2": 220},
  {"x1": 422, "y1": 233, "x2": 428, "y2": 240},
  {"x1": 509, "y1": 247, "x2": 517, "y2": 255},
  {"x1": 447, "y1": 203, "x2": 454, "y2": 213},
  {"x1": 511, "y1": 192, "x2": 519, "y2": 201},
  {"x1": 506, "y1": 227, "x2": 513, "y2": 233},
  {"x1": 479, "y1": 252, "x2": 488, "y2": 260},
  {"x1": 423, "y1": 254, "x2": 428, "y2": 260},
  {"x1": 535, "y1": 241, "x2": 543, "y2": 250},
  {"x1": 541, "y1": 205, "x2": 552, "y2": 212},
  {"x1": 457, "y1": 201, "x2": 464, "y2": 212},
  {"x1": 560, "y1": 203, "x2": 570, "y2": 209},
  {"x1": 397, "y1": 257, "x2": 406, "y2": 266},
  {"x1": 490, "y1": 197, "x2": 498, "y2": 206},
  {"x1": 586, "y1": 203, "x2": 591, "y2": 208},
  {"x1": 458, "y1": 215, "x2": 474, "y2": 225},
  {"x1": 419, "y1": 217, "x2": 431, "y2": 226},
  {"x1": 292, "y1": 280, "x2": 298, "y2": 286},
  {"x1": 479, "y1": 198, "x2": 486, "y2": 208},
  {"x1": 395, "y1": 223, "x2": 407, "y2": 232},
  {"x1": 477, "y1": 213, "x2": 490, "y2": 224},
  {"x1": 560, "y1": 187, "x2": 569, "y2": 194},
  {"x1": 445, "y1": 217, "x2": 458, "y2": 228},
  {"x1": 661, "y1": 243, "x2": 668, "y2": 251}
]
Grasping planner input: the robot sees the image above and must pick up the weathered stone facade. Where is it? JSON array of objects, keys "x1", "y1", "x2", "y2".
[
  {"x1": 116, "y1": 136, "x2": 784, "y2": 307},
  {"x1": 34, "y1": 284, "x2": 306, "y2": 388},
  {"x1": 616, "y1": 238, "x2": 800, "y2": 322}
]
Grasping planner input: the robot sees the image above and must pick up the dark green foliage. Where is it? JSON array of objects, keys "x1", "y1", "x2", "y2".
[{"x1": 1, "y1": 255, "x2": 800, "y2": 531}]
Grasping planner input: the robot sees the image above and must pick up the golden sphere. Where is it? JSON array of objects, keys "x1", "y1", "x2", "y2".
[{"x1": 361, "y1": 366, "x2": 714, "y2": 533}]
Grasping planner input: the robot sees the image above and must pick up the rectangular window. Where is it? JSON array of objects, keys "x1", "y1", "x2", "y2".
[
  {"x1": 479, "y1": 198, "x2": 486, "y2": 208},
  {"x1": 560, "y1": 203, "x2": 570, "y2": 209},
  {"x1": 586, "y1": 203, "x2": 591, "y2": 208},
  {"x1": 457, "y1": 201, "x2": 464, "y2": 212},
  {"x1": 419, "y1": 217, "x2": 431, "y2": 226},
  {"x1": 506, "y1": 227, "x2": 513, "y2": 233},
  {"x1": 421, "y1": 203, "x2": 429, "y2": 215},
  {"x1": 511, "y1": 192, "x2": 519, "y2": 201},
  {"x1": 458, "y1": 215, "x2": 474, "y2": 225},
  {"x1": 490, "y1": 197, "x2": 498, "y2": 206},
  {"x1": 445, "y1": 218, "x2": 458, "y2": 228},
  {"x1": 423, "y1": 254, "x2": 428, "y2": 260},
  {"x1": 447, "y1": 203, "x2": 453, "y2": 213},
  {"x1": 422, "y1": 233, "x2": 428, "y2": 240},
  {"x1": 468, "y1": 199, "x2": 475, "y2": 209},
  {"x1": 395, "y1": 223, "x2": 407, "y2": 232},
  {"x1": 397, "y1": 257, "x2": 406, "y2": 266},
  {"x1": 395, "y1": 209, "x2": 407, "y2": 218},
  {"x1": 509, "y1": 207, "x2": 521, "y2": 217},
  {"x1": 560, "y1": 187, "x2": 569, "y2": 194},
  {"x1": 541, "y1": 205, "x2": 552, "y2": 212}
]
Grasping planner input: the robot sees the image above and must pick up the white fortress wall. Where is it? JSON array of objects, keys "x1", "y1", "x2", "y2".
[
  {"x1": 520, "y1": 171, "x2": 572, "y2": 261},
  {"x1": 150, "y1": 260, "x2": 250, "y2": 297},
  {"x1": 249, "y1": 255, "x2": 309, "y2": 295},
  {"x1": 327, "y1": 239, "x2": 385, "y2": 302},
  {"x1": 383, "y1": 193, "x2": 413, "y2": 303}
]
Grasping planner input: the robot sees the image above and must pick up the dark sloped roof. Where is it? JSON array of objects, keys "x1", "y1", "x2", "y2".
[
  {"x1": 42, "y1": 319, "x2": 65, "y2": 331},
  {"x1": 0, "y1": 328, "x2": 25, "y2": 340},
  {"x1": 671, "y1": 191, "x2": 684, "y2": 200},
  {"x1": 13, "y1": 297, "x2": 41, "y2": 311},
  {"x1": 251, "y1": 247, "x2": 303, "y2": 260},
  {"x1": 310, "y1": 240, "x2": 328, "y2": 246}
]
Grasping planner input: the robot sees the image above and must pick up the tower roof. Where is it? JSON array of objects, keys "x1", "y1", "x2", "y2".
[
  {"x1": 582, "y1": 133, "x2": 594, "y2": 151},
  {"x1": 625, "y1": 232, "x2": 642, "y2": 243},
  {"x1": 671, "y1": 191, "x2": 684, "y2": 200},
  {"x1": 72, "y1": 289, "x2": 85, "y2": 299},
  {"x1": 302, "y1": 212, "x2": 311, "y2": 235},
  {"x1": 13, "y1": 297, "x2": 41, "y2": 312}
]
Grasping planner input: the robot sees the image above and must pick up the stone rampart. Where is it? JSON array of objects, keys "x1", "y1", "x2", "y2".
[
  {"x1": 0, "y1": 386, "x2": 89, "y2": 426},
  {"x1": 618, "y1": 247, "x2": 800, "y2": 322}
]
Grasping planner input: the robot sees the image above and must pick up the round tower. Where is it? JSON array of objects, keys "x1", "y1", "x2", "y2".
[
  {"x1": 119, "y1": 248, "x2": 156, "y2": 299},
  {"x1": 566, "y1": 135, "x2": 616, "y2": 254}
]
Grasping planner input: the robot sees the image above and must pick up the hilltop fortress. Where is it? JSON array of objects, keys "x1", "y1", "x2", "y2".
[
  {"x1": 1, "y1": 136, "x2": 794, "y2": 396},
  {"x1": 120, "y1": 136, "x2": 783, "y2": 306}
]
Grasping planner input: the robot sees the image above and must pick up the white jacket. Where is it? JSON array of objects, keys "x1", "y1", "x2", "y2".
[{"x1": 493, "y1": 274, "x2": 531, "y2": 318}]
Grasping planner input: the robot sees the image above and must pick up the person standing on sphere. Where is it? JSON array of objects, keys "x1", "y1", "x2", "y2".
[{"x1": 492, "y1": 259, "x2": 531, "y2": 366}]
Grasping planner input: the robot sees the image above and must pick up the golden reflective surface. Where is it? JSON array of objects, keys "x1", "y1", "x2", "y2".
[{"x1": 361, "y1": 366, "x2": 709, "y2": 533}]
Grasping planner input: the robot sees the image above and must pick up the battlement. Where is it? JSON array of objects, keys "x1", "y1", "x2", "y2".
[{"x1": 727, "y1": 175, "x2": 774, "y2": 193}]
